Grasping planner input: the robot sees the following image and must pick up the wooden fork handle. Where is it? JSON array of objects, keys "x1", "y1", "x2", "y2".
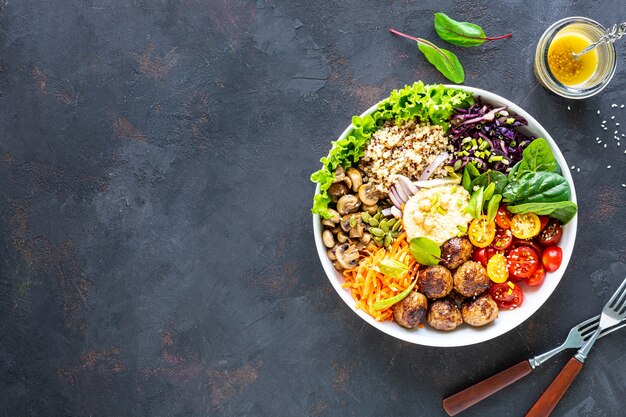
[
  {"x1": 442, "y1": 361, "x2": 533, "y2": 416},
  {"x1": 525, "y1": 357, "x2": 584, "y2": 417}
]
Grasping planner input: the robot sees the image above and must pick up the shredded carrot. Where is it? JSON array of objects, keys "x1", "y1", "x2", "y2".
[{"x1": 341, "y1": 232, "x2": 419, "y2": 322}]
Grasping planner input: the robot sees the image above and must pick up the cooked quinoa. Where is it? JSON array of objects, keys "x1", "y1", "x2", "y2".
[{"x1": 359, "y1": 119, "x2": 450, "y2": 193}]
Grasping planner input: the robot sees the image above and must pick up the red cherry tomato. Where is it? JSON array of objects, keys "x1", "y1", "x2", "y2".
[
  {"x1": 472, "y1": 247, "x2": 498, "y2": 268},
  {"x1": 538, "y1": 219, "x2": 563, "y2": 247},
  {"x1": 525, "y1": 264, "x2": 546, "y2": 286},
  {"x1": 539, "y1": 216, "x2": 550, "y2": 231},
  {"x1": 495, "y1": 206, "x2": 512, "y2": 229},
  {"x1": 542, "y1": 246, "x2": 563, "y2": 272},
  {"x1": 492, "y1": 228, "x2": 513, "y2": 251},
  {"x1": 507, "y1": 246, "x2": 539, "y2": 279},
  {"x1": 509, "y1": 238, "x2": 543, "y2": 256},
  {"x1": 489, "y1": 282, "x2": 524, "y2": 310}
]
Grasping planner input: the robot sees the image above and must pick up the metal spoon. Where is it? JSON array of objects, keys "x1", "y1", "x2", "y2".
[{"x1": 573, "y1": 22, "x2": 626, "y2": 59}]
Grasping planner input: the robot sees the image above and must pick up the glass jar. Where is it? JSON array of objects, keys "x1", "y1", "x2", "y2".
[{"x1": 534, "y1": 16, "x2": 617, "y2": 99}]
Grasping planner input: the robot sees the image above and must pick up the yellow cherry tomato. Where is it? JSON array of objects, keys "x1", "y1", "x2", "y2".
[
  {"x1": 510, "y1": 213, "x2": 541, "y2": 239},
  {"x1": 468, "y1": 216, "x2": 496, "y2": 248},
  {"x1": 487, "y1": 253, "x2": 509, "y2": 283}
]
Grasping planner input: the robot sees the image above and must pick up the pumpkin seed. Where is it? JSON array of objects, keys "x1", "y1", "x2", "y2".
[
  {"x1": 380, "y1": 220, "x2": 389, "y2": 233},
  {"x1": 387, "y1": 218, "x2": 397, "y2": 228},
  {"x1": 390, "y1": 231, "x2": 400, "y2": 238},
  {"x1": 368, "y1": 218, "x2": 379, "y2": 227},
  {"x1": 360, "y1": 212, "x2": 371, "y2": 222},
  {"x1": 392, "y1": 221, "x2": 402, "y2": 232},
  {"x1": 383, "y1": 235, "x2": 392, "y2": 247},
  {"x1": 370, "y1": 227, "x2": 385, "y2": 237},
  {"x1": 373, "y1": 236, "x2": 384, "y2": 245},
  {"x1": 453, "y1": 159, "x2": 463, "y2": 171}
]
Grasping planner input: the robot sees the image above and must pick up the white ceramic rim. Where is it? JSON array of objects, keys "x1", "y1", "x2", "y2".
[{"x1": 312, "y1": 85, "x2": 578, "y2": 347}]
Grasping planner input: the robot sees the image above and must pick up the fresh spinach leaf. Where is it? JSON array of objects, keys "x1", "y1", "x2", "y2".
[
  {"x1": 378, "y1": 259, "x2": 409, "y2": 278},
  {"x1": 516, "y1": 138, "x2": 557, "y2": 178},
  {"x1": 483, "y1": 182, "x2": 496, "y2": 201},
  {"x1": 470, "y1": 170, "x2": 508, "y2": 195},
  {"x1": 410, "y1": 237, "x2": 441, "y2": 266},
  {"x1": 466, "y1": 186, "x2": 484, "y2": 218},
  {"x1": 487, "y1": 194, "x2": 502, "y2": 223},
  {"x1": 417, "y1": 41, "x2": 465, "y2": 83},
  {"x1": 507, "y1": 201, "x2": 577, "y2": 224},
  {"x1": 466, "y1": 162, "x2": 480, "y2": 178},
  {"x1": 503, "y1": 171, "x2": 570, "y2": 204},
  {"x1": 434, "y1": 12, "x2": 487, "y2": 47},
  {"x1": 433, "y1": 12, "x2": 512, "y2": 47}
]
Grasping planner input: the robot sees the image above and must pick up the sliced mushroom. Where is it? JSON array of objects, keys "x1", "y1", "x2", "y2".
[
  {"x1": 322, "y1": 230, "x2": 335, "y2": 248},
  {"x1": 330, "y1": 226, "x2": 341, "y2": 234},
  {"x1": 327, "y1": 208, "x2": 341, "y2": 223},
  {"x1": 332, "y1": 165, "x2": 345, "y2": 183},
  {"x1": 328, "y1": 183, "x2": 349, "y2": 201},
  {"x1": 332, "y1": 261, "x2": 344, "y2": 271},
  {"x1": 349, "y1": 219, "x2": 365, "y2": 239},
  {"x1": 358, "y1": 184, "x2": 380, "y2": 206},
  {"x1": 360, "y1": 232, "x2": 372, "y2": 244},
  {"x1": 344, "y1": 176, "x2": 352, "y2": 190},
  {"x1": 327, "y1": 245, "x2": 338, "y2": 261},
  {"x1": 321, "y1": 219, "x2": 335, "y2": 227},
  {"x1": 346, "y1": 167, "x2": 363, "y2": 192},
  {"x1": 337, "y1": 194, "x2": 361, "y2": 215},
  {"x1": 337, "y1": 230, "x2": 349, "y2": 243},
  {"x1": 361, "y1": 203, "x2": 378, "y2": 215},
  {"x1": 336, "y1": 243, "x2": 360, "y2": 269},
  {"x1": 365, "y1": 241, "x2": 378, "y2": 253}
]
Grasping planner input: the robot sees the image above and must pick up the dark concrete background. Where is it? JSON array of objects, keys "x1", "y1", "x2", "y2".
[{"x1": 0, "y1": 0, "x2": 625, "y2": 416}]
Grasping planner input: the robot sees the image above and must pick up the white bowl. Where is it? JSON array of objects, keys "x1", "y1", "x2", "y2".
[{"x1": 313, "y1": 85, "x2": 577, "y2": 347}]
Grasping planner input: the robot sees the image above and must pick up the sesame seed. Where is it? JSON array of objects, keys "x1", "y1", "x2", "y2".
[
  {"x1": 598, "y1": 110, "x2": 601, "y2": 114},
  {"x1": 567, "y1": 106, "x2": 571, "y2": 110},
  {"x1": 619, "y1": 142, "x2": 621, "y2": 146},
  {"x1": 622, "y1": 105, "x2": 625, "y2": 109},
  {"x1": 603, "y1": 120, "x2": 607, "y2": 123},
  {"x1": 611, "y1": 116, "x2": 616, "y2": 119},
  {"x1": 577, "y1": 168, "x2": 580, "y2": 172},
  {"x1": 608, "y1": 165, "x2": 612, "y2": 169},
  {"x1": 599, "y1": 140, "x2": 602, "y2": 143},
  {"x1": 617, "y1": 123, "x2": 621, "y2": 126},
  {"x1": 604, "y1": 127, "x2": 608, "y2": 130},
  {"x1": 604, "y1": 144, "x2": 608, "y2": 148},
  {"x1": 612, "y1": 104, "x2": 618, "y2": 107},
  {"x1": 616, "y1": 130, "x2": 619, "y2": 134},
  {"x1": 571, "y1": 165, "x2": 575, "y2": 169},
  {"x1": 623, "y1": 184, "x2": 626, "y2": 187}
]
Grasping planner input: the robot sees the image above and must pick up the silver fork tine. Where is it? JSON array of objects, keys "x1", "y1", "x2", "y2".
[{"x1": 608, "y1": 279, "x2": 626, "y2": 310}]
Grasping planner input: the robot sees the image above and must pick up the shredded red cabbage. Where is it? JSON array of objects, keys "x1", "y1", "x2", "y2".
[{"x1": 448, "y1": 98, "x2": 536, "y2": 173}]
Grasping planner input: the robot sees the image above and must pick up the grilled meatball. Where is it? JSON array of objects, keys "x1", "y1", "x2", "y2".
[
  {"x1": 417, "y1": 265, "x2": 453, "y2": 299},
  {"x1": 440, "y1": 237, "x2": 473, "y2": 270},
  {"x1": 462, "y1": 294, "x2": 499, "y2": 327},
  {"x1": 428, "y1": 299, "x2": 463, "y2": 331},
  {"x1": 393, "y1": 291, "x2": 428, "y2": 329},
  {"x1": 454, "y1": 261, "x2": 490, "y2": 297}
]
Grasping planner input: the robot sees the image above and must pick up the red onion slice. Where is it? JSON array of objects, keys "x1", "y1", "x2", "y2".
[
  {"x1": 397, "y1": 175, "x2": 418, "y2": 195},
  {"x1": 389, "y1": 188, "x2": 403, "y2": 209},
  {"x1": 419, "y1": 152, "x2": 449, "y2": 181},
  {"x1": 393, "y1": 182, "x2": 409, "y2": 203},
  {"x1": 390, "y1": 206, "x2": 402, "y2": 218}
]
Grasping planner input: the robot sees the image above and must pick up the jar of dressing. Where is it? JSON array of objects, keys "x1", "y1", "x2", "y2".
[{"x1": 534, "y1": 17, "x2": 617, "y2": 99}]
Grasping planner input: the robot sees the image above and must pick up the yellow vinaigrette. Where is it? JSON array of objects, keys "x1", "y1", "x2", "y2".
[{"x1": 547, "y1": 32, "x2": 599, "y2": 86}]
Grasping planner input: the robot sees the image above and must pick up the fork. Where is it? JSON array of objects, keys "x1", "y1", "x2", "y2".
[
  {"x1": 526, "y1": 277, "x2": 626, "y2": 417},
  {"x1": 442, "y1": 316, "x2": 626, "y2": 416}
]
